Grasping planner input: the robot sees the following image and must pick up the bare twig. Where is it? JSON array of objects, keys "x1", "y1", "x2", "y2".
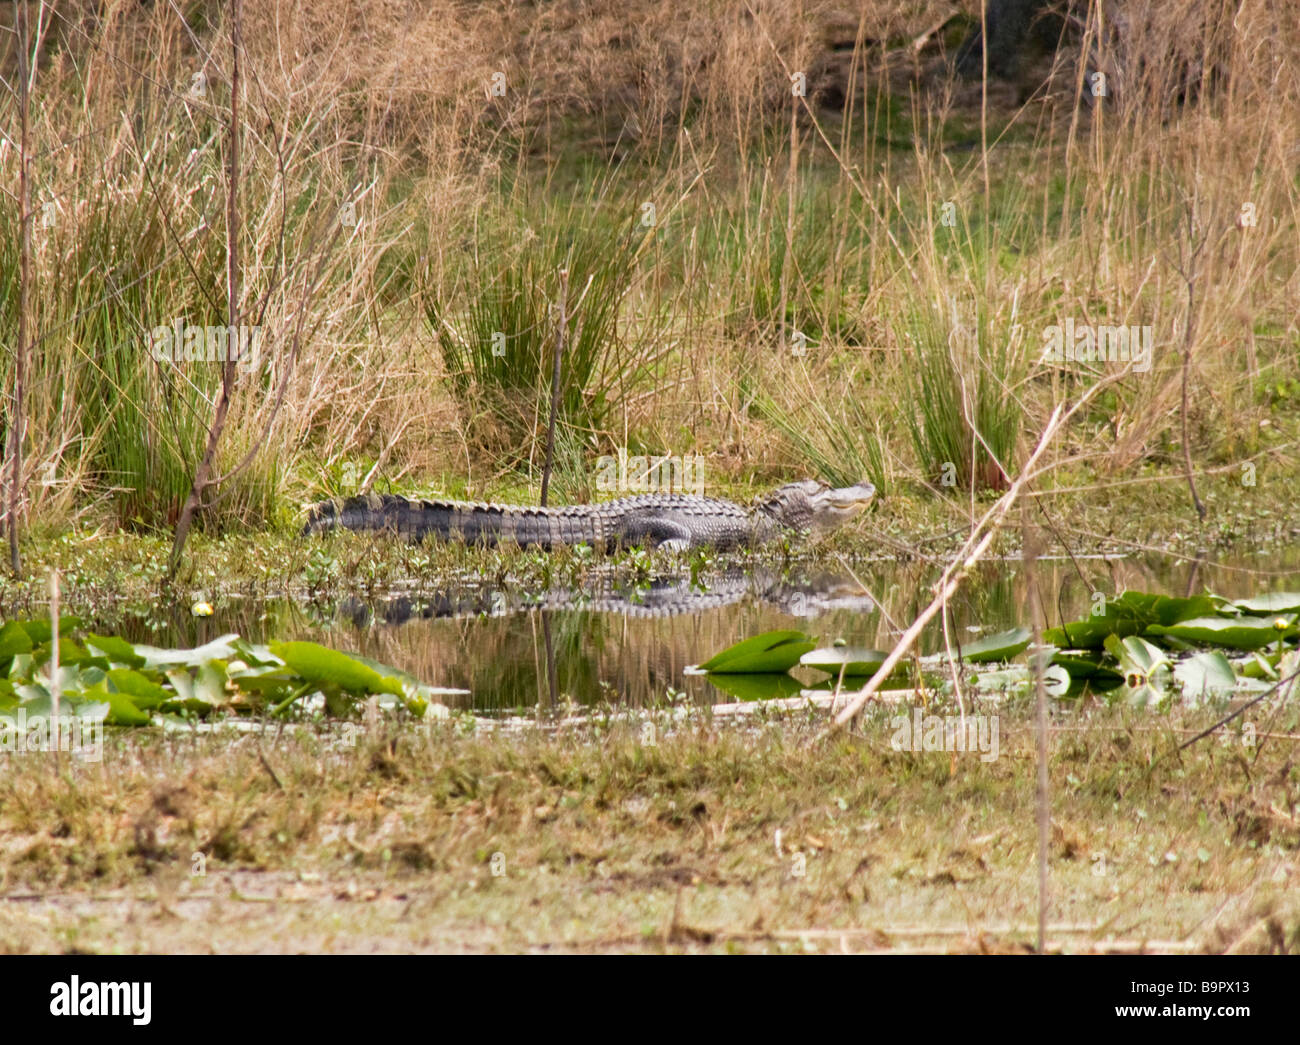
[
  {"x1": 1022, "y1": 503, "x2": 1051, "y2": 953},
  {"x1": 169, "y1": 0, "x2": 245, "y2": 574},
  {"x1": 819, "y1": 366, "x2": 1130, "y2": 738},
  {"x1": 539, "y1": 268, "x2": 569, "y2": 506},
  {"x1": 7, "y1": 3, "x2": 46, "y2": 575},
  {"x1": 820, "y1": 403, "x2": 1067, "y2": 735}
]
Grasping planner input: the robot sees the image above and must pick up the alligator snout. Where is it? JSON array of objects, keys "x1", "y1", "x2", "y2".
[{"x1": 823, "y1": 481, "x2": 876, "y2": 513}]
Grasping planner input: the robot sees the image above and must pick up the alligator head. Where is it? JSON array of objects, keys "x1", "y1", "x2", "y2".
[{"x1": 756, "y1": 479, "x2": 877, "y2": 536}]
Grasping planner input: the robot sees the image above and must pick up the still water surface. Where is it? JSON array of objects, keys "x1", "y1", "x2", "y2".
[{"x1": 120, "y1": 548, "x2": 1300, "y2": 712}]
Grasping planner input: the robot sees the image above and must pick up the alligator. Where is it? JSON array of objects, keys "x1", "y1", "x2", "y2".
[
  {"x1": 302, "y1": 479, "x2": 876, "y2": 551},
  {"x1": 335, "y1": 570, "x2": 878, "y2": 625}
]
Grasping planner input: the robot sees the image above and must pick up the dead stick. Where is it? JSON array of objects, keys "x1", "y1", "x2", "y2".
[
  {"x1": 9, "y1": 1, "x2": 36, "y2": 575},
  {"x1": 1023, "y1": 502, "x2": 1050, "y2": 953},
  {"x1": 49, "y1": 569, "x2": 60, "y2": 771},
  {"x1": 819, "y1": 357, "x2": 1137, "y2": 739},
  {"x1": 821, "y1": 403, "x2": 1068, "y2": 735},
  {"x1": 540, "y1": 269, "x2": 568, "y2": 507}
]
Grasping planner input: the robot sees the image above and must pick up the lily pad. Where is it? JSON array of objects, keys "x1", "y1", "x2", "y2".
[
  {"x1": 1239, "y1": 651, "x2": 1279, "y2": 680},
  {"x1": 1233, "y1": 592, "x2": 1300, "y2": 614},
  {"x1": 1050, "y1": 649, "x2": 1124, "y2": 682},
  {"x1": 134, "y1": 634, "x2": 243, "y2": 669},
  {"x1": 269, "y1": 640, "x2": 404, "y2": 696},
  {"x1": 87, "y1": 634, "x2": 146, "y2": 669},
  {"x1": 954, "y1": 627, "x2": 1032, "y2": 664},
  {"x1": 96, "y1": 685, "x2": 152, "y2": 727},
  {"x1": 14, "y1": 616, "x2": 81, "y2": 645},
  {"x1": 1044, "y1": 591, "x2": 1218, "y2": 649},
  {"x1": 9, "y1": 688, "x2": 110, "y2": 723},
  {"x1": 799, "y1": 647, "x2": 892, "y2": 677},
  {"x1": 0, "y1": 620, "x2": 34, "y2": 658},
  {"x1": 705, "y1": 672, "x2": 805, "y2": 702},
  {"x1": 1173, "y1": 652, "x2": 1237, "y2": 700},
  {"x1": 349, "y1": 652, "x2": 467, "y2": 700},
  {"x1": 1104, "y1": 634, "x2": 1171, "y2": 676},
  {"x1": 964, "y1": 664, "x2": 1071, "y2": 697},
  {"x1": 1146, "y1": 616, "x2": 1291, "y2": 650},
  {"x1": 194, "y1": 663, "x2": 230, "y2": 707},
  {"x1": 695, "y1": 630, "x2": 816, "y2": 674},
  {"x1": 106, "y1": 668, "x2": 172, "y2": 710}
]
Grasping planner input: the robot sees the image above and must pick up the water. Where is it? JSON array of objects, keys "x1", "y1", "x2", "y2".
[{"x1": 110, "y1": 545, "x2": 1300, "y2": 713}]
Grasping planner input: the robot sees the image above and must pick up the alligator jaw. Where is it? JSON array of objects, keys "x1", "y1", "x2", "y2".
[
  {"x1": 802, "y1": 480, "x2": 876, "y2": 534},
  {"x1": 819, "y1": 480, "x2": 876, "y2": 517}
]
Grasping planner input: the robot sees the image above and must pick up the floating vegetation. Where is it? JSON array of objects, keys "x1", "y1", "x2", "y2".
[
  {"x1": 947, "y1": 627, "x2": 1033, "y2": 664},
  {"x1": 800, "y1": 647, "x2": 892, "y2": 677},
  {"x1": 691, "y1": 630, "x2": 817, "y2": 674},
  {"x1": 694, "y1": 591, "x2": 1300, "y2": 706},
  {"x1": 0, "y1": 616, "x2": 462, "y2": 730}
]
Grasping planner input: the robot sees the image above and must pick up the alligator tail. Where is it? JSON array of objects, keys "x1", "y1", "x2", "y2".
[{"x1": 301, "y1": 494, "x2": 451, "y2": 538}]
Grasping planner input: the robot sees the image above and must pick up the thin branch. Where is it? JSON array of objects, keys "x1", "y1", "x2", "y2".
[
  {"x1": 539, "y1": 269, "x2": 569, "y2": 506},
  {"x1": 819, "y1": 368, "x2": 1131, "y2": 737}
]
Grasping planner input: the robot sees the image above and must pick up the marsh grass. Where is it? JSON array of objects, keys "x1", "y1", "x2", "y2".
[
  {"x1": 421, "y1": 179, "x2": 654, "y2": 470},
  {"x1": 0, "y1": 0, "x2": 1297, "y2": 542},
  {"x1": 898, "y1": 292, "x2": 1028, "y2": 491},
  {"x1": 1, "y1": 705, "x2": 1296, "y2": 952},
  {"x1": 756, "y1": 375, "x2": 890, "y2": 494}
]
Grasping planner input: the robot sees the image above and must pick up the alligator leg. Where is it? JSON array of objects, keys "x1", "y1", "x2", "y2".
[{"x1": 615, "y1": 516, "x2": 694, "y2": 551}]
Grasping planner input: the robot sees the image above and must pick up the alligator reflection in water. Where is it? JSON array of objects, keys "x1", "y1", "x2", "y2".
[
  {"x1": 304, "y1": 551, "x2": 1300, "y2": 713},
  {"x1": 336, "y1": 570, "x2": 877, "y2": 626},
  {"x1": 318, "y1": 570, "x2": 880, "y2": 712}
]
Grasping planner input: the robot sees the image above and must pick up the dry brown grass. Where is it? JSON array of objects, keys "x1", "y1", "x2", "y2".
[
  {"x1": 1, "y1": 704, "x2": 1297, "y2": 953},
  {"x1": 0, "y1": 0, "x2": 1297, "y2": 533}
]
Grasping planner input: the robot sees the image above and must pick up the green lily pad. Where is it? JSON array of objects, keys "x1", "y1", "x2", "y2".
[
  {"x1": 269, "y1": 640, "x2": 403, "y2": 696},
  {"x1": 14, "y1": 616, "x2": 81, "y2": 645},
  {"x1": 1173, "y1": 651, "x2": 1237, "y2": 700},
  {"x1": 1146, "y1": 616, "x2": 1291, "y2": 650},
  {"x1": 10, "y1": 688, "x2": 110, "y2": 723},
  {"x1": 106, "y1": 668, "x2": 172, "y2": 710},
  {"x1": 1233, "y1": 592, "x2": 1300, "y2": 614},
  {"x1": 695, "y1": 630, "x2": 816, "y2": 674},
  {"x1": 800, "y1": 647, "x2": 892, "y2": 677},
  {"x1": 96, "y1": 684, "x2": 152, "y2": 727},
  {"x1": 1050, "y1": 649, "x2": 1124, "y2": 682},
  {"x1": 955, "y1": 627, "x2": 1032, "y2": 664},
  {"x1": 87, "y1": 633, "x2": 146, "y2": 669},
  {"x1": 1044, "y1": 592, "x2": 1218, "y2": 649},
  {"x1": 0, "y1": 620, "x2": 34, "y2": 658},
  {"x1": 1104, "y1": 634, "x2": 1171, "y2": 676},
  {"x1": 348, "y1": 652, "x2": 463, "y2": 702},
  {"x1": 1239, "y1": 651, "x2": 1279, "y2": 680},
  {"x1": 31, "y1": 637, "x2": 105, "y2": 671}
]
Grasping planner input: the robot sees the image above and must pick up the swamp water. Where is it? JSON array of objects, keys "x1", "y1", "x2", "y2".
[{"x1": 113, "y1": 548, "x2": 1300, "y2": 714}]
